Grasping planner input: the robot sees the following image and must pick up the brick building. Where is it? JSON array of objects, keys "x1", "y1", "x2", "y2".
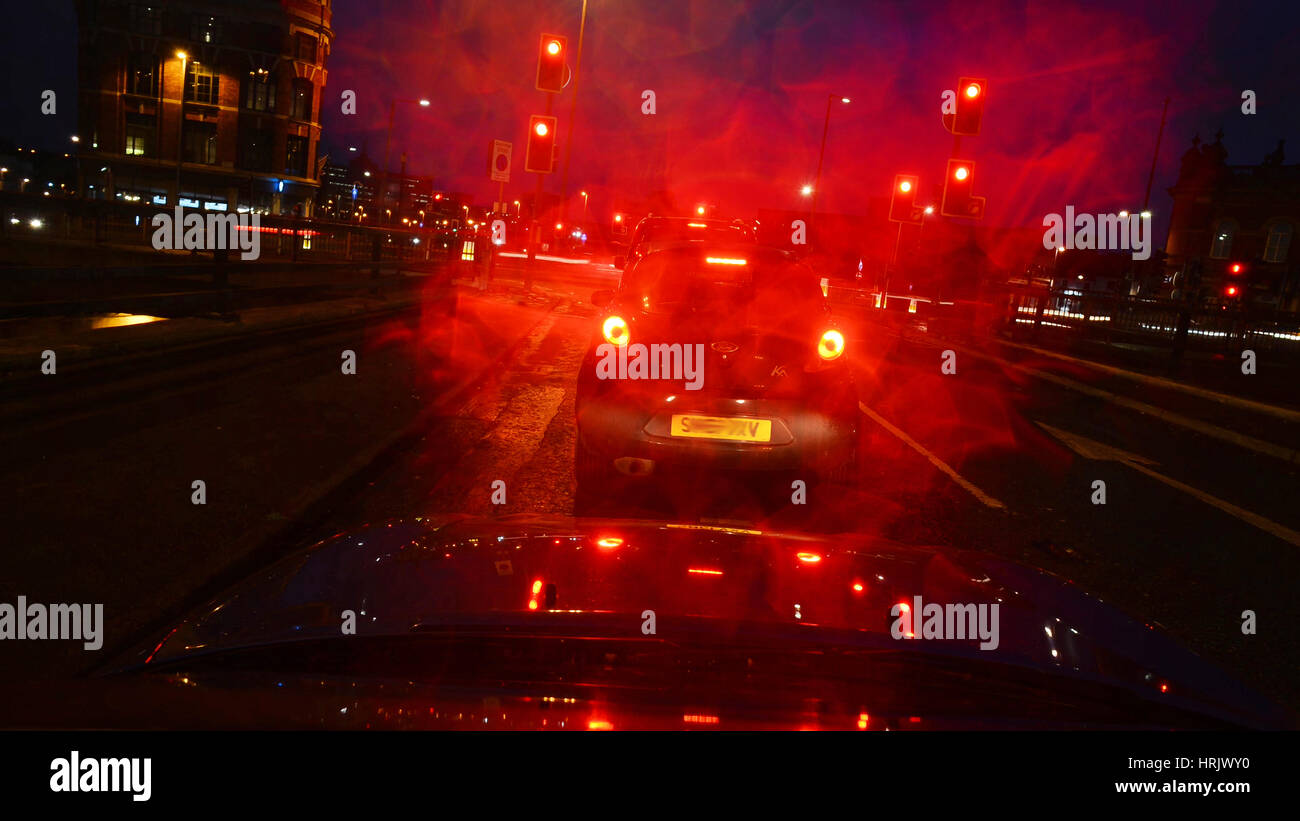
[
  {"x1": 74, "y1": 0, "x2": 333, "y2": 215},
  {"x1": 1164, "y1": 131, "x2": 1299, "y2": 310}
]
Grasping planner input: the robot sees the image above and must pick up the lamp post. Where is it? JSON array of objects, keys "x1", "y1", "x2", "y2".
[
  {"x1": 382, "y1": 97, "x2": 430, "y2": 223},
  {"x1": 809, "y1": 94, "x2": 850, "y2": 227},
  {"x1": 559, "y1": 0, "x2": 590, "y2": 219},
  {"x1": 174, "y1": 51, "x2": 188, "y2": 205},
  {"x1": 580, "y1": 190, "x2": 588, "y2": 223}
]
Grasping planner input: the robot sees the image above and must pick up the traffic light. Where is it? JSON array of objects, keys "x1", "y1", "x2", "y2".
[
  {"x1": 536, "y1": 34, "x2": 568, "y2": 93},
  {"x1": 525, "y1": 114, "x2": 557, "y2": 174},
  {"x1": 943, "y1": 77, "x2": 986, "y2": 136},
  {"x1": 1224, "y1": 284, "x2": 1240, "y2": 298},
  {"x1": 940, "y1": 158, "x2": 985, "y2": 219},
  {"x1": 1228, "y1": 262, "x2": 1246, "y2": 275},
  {"x1": 889, "y1": 174, "x2": 921, "y2": 223}
]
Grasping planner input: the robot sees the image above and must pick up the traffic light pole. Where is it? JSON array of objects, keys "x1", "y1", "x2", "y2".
[
  {"x1": 809, "y1": 94, "x2": 834, "y2": 227},
  {"x1": 559, "y1": 0, "x2": 589, "y2": 221},
  {"x1": 526, "y1": 92, "x2": 555, "y2": 293}
]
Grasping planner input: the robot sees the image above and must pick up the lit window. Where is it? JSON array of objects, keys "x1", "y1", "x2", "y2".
[{"x1": 1209, "y1": 220, "x2": 1235, "y2": 259}]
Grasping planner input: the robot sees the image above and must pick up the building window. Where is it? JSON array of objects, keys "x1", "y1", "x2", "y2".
[
  {"x1": 285, "y1": 135, "x2": 309, "y2": 177},
  {"x1": 183, "y1": 121, "x2": 218, "y2": 164},
  {"x1": 1264, "y1": 223, "x2": 1293, "y2": 263},
  {"x1": 124, "y1": 112, "x2": 155, "y2": 157},
  {"x1": 290, "y1": 79, "x2": 314, "y2": 121},
  {"x1": 125, "y1": 52, "x2": 159, "y2": 97},
  {"x1": 1209, "y1": 220, "x2": 1235, "y2": 259},
  {"x1": 243, "y1": 129, "x2": 274, "y2": 172},
  {"x1": 192, "y1": 15, "x2": 221, "y2": 44},
  {"x1": 128, "y1": 4, "x2": 162, "y2": 35},
  {"x1": 184, "y1": 62, "x2": 220, "y2": 105},
  {"x1": 295, "y1": 33, "x2": 318, "y2": 62},
  {"x1": 244, "y1": 70, "x2": 276, "y2": 112}
]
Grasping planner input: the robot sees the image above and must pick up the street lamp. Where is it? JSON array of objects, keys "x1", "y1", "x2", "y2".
[
  {"x1": 514, "y1": 200, "x2": 521, "y2": 216},
  {"x1": 810, "y1": 93, "x2": 850, "y2": 225},
  {"x1": 175, "y1": 51, "x2": 188, "y2": 205},
  {"x1": 382, "y1": 96, "x2": 432, "y2": 222},
  {"x1": 801, "y1": 184, "x2": 813, "y2": 197},
  {"x1": 21, "y1": 178, "x2": 31, "y2": 193},
  {"x1": 580, "y1": 190, "x2": 588, "y2": 222}
]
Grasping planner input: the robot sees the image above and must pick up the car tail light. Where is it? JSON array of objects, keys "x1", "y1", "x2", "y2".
[
  {"x1": 602, "y1": 315, "x2": 629, "y2": 346},
  {"x1": 817, "y1": 329, "x2": 844, "y2": 360}
]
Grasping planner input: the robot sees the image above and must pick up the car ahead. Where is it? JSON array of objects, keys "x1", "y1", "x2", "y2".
[
  {"x1": 576, "y1": 243, "x2": 859, "y2": 493},
  {"x1": 615, "y1": 215, "x2": 757, "y2": 270},
  {"x1": 3, "y1": 515, "x2": 1287, "y2": 730}
]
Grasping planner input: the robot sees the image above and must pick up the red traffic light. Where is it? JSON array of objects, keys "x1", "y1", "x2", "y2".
[
  {"x1": 954, "y1": 165, "x2": 969, "y2": 181},
  {"x1": 525, "y1": 114, "x2": 558, "y2": 174},
  {"x1": 1225, "y1": 285, "x2": 1239, "y2": 297},
  {"x1": 946, "y1": 76, "x2": 986, "y2": 136},
  {"x1": 941, "y1": 158, "x2": 984, "y2": 219},
  {"x1": 889, "y1": 174, "x2": 921, "y2": 223},
  {"x1": 1229, "y1": 262, "x2": 1243, "y2": 274},
  {"x1": 536, "y1": 33, "x2": 569, "y2": 92}
]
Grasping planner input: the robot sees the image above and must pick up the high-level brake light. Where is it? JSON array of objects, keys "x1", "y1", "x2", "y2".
[{"x1": 705, "y1": 257, "x2": 747, "y2": 265}]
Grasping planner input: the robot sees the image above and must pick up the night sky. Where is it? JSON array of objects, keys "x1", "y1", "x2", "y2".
[{"x1": 3, "y1": 0, "x2": 1298, "y2": 236}]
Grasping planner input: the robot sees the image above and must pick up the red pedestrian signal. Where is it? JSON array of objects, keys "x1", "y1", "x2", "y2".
[
  {"x1": 536, "y1": 33, "x2": 568, "y2": 93},
  {"x1": 941, "y1": 158, "x2": 985, "y2": 219},
  {"x1": 943, "y1": 76, "x2": 987, "y2": 136},
  {"x1": 1225, "y1": 284, "x2": 1240, "y2": 297},
  {"x1": 525, "y1": 114, "x2": 558, "y2": 174},
  {"x1": 889, "y1": 174, "x2": 922, "y2": 223},
  {"x1": 1228, "y1": 262, "x2": 1245, "y2": 274}
]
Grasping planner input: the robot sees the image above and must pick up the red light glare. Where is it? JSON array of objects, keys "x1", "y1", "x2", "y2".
[
  {"x1": 899, "y1": 180, "x2": 912, "y2": 193},
  {"x1": 1230, "y1": 263, "x2": 1242, "y2": 273},
  {"x1": 687, "y1": 568, "x2": 723, "y2": 576},
  {"x1": 613, "y1": 214, "x2": 623, "y2": 222},
  {"x1": 852, "y1": 582, "x2": 864, "y2": 593},
  {"x1": 965, "y1": 83, "x2": 981, "y2": 98},
  {"x1": 683, "y1": 714, "x2": 720, "y2": 724},
  {"x1": 596, "y1": 537, "x2": 623, "y2": 550},
  {"x1": 1160, "y1": 683, "x2": 1169, "y2": 693},
  {"x1": 857, "y1": 712, "x2": 869, "y2": 729},
  {"x1": 1226, "y1": 286, "x2": 1239, "y2": 296},
  {"x1": 954, "y1": 166, "x2": 969, "y2": 181},
  {"x1": 546, "y1": 40, "x2": 562, "y2": 56},
  {"x1": 531, "y1": 580, "x2": 544, "y2": 595},
  {"x1": 534, "y1": 122, "x2": 549, "y2": 137},
  {"x1": 527, "y1": 599, "x2": 539, "y2": 610},
  {"x1": 588, "y1": 719, "x2": 613, "y2": 730},
  {"x1": 796, "y1": 552, "x2": 822, "y2": 563}
]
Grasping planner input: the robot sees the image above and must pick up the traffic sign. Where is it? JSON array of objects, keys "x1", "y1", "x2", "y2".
[{"x1": 489, "y1": 140, "x2": 512, "y2": 183}]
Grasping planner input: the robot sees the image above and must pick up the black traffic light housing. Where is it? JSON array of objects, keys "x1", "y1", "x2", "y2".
[
  {"x1": 889, "y1": 174, "x2": 923, "y2": 223},
  {"x1": 941, "y1": 158, "x2": 985, "y2": 219},
  {"x1": 536, "y1": 34, "x2": 568, "y2": 93},
  {"x1": 943, "y1": 76, "x2": 986, "y2": 136},
  {"x1": 525, "y1": 114, "x2": 558, "y2": 174}
]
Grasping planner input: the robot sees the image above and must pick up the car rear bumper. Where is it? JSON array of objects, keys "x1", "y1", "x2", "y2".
[{"x1": 576, "y1": 391, "x2": 858, "y2": 475}]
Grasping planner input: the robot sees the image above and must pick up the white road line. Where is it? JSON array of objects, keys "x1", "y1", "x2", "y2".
[
  {"x1": 1000, "y1": 339, "x2": 1300, "y2": 424},
  {"x1": 859, "y1": 401, "x2": 1007, "y2": 510},
  {"x1": 945, "y1": 342, "x2": 1300, "y2": 464}
]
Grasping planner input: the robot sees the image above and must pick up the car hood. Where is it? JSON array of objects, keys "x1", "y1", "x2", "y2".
[{"x1": 99, "y1": 515, "x2": 1288, "y2": 729}]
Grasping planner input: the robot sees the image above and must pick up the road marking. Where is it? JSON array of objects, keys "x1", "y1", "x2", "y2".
[
  {"x1": 945, "y1": 342, "x2": 1300, "y2": 464},
  {"x1": 859, "y1": 401, "x2": 1006, "y2": 510},
  {"x1": 1036, "y1": 422, "x2": 1300, "y2": 548},
  {"x1": 1000, "y1": 339, "x2": 1300, "y2": 424}
]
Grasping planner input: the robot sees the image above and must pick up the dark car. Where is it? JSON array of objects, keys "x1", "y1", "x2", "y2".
[
  {"x1": 615, "y1": 216, "x2": 757, "y2": 270},
  {"x1": 575, "y1": 244, "x2": 859, "y2": 493},
  {"x1": 3, "y1": 516, "x2": 1286, "y2": 731}
]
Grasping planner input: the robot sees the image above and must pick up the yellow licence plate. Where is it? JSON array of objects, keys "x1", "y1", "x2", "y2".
[{"x1": 670, "y1": 414, "x2": 772, "y2": 443}]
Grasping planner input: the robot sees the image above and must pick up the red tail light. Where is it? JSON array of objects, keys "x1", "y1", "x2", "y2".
[
  {"x1": 602, "y1": 315, "x2": 629, "y2": 346},
  {"x1": 817, "y1": 329, "x2": 844, "y2": 360}
]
